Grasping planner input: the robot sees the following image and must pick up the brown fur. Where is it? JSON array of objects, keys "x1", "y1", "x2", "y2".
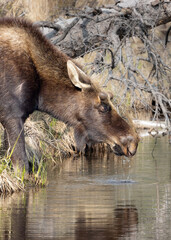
[{"x1": 0, "y1": 17, "x2": 139, "y2": 172}]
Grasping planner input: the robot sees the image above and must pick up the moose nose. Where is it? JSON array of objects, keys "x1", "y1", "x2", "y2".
[{"x1": 120, "y1": 135, "x2": 137, "y2": 157}]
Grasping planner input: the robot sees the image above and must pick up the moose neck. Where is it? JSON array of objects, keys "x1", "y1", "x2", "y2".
[
  {"x1": 38, "y1": 79, "x2": 81, "y2": 124},
  {"x1": 34, "y1": 53, "x2": 81, "y2": 126},
  {"x1": 28, "y1": 32, "x2": 70, "y2": 84},
  {"x1": 26, "y1": 31, "x2": 81, "y2": 125}
]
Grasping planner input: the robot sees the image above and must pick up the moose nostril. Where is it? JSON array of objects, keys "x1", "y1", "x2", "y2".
[
  {"x1": 113, "y1": 144, "x2": 124, "y2": 156},
  {"x1": 128, "y1": 148, "x2": 136, "y2": 157},
  {"x1": 128, "y1": 142, "x2": 138, "y2": 156}
]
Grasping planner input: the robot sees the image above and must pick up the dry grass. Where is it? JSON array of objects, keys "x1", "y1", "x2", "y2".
[
  {"x1": 0, "y1": 0, "x2": 77, "y2": 21},
  {"x1": 0, "y1": 0, "x2": 115, "y2": 21},
  {"x1": 0, "y1": 0, "x2": 51, "y2": 20},
  {"x1": 0, "y1": 169, "x2": 24, "y2": 195},
  {"x1": 25, "y1": 112, "x2": 75, "y2": 164}
]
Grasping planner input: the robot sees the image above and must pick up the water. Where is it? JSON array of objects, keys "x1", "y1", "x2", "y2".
[{"x1": 0, "y1": 135, "x2": 171, "y2": 240}]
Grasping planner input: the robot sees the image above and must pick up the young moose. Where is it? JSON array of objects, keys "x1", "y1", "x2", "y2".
[{"x1": 0, "y1": 18, "x2": 139, "y2": 172}]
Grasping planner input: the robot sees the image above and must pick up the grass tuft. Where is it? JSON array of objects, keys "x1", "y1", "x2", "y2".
[{"x1": 0, "y1": 169, "x2": 24, "y2": 195}]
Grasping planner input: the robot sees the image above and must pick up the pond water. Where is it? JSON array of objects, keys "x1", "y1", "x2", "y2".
[{"x1": 0, "y1": 135, "x2": 171, "y2": 240}]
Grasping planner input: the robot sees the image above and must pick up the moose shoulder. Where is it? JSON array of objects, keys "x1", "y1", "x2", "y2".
[{"x1": 0, "y1": 17, "x2": 139, "y2": 172}]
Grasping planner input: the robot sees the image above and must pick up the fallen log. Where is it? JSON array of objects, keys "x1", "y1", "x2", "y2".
[{"x1": 133, "y1": 120, "x2": 167, "y2": 129}]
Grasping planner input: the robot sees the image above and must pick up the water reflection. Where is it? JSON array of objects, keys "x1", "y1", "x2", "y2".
[
  {"x1": 75, "y1": 205, "x2": 138, "y2": 240},
  {"x1": 0, "y1": 136, "x2": 171, "y2": 240}
]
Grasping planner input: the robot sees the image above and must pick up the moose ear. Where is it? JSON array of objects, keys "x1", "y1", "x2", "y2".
[{"x1": 67, "y1": 60, "x2": 91, "y2": 90}]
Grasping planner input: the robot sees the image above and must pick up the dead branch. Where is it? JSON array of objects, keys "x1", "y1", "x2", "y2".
[
  {"x1": 36, "y1": 1, "x2": 171, "y2": 58},
  {"x1": 165, "y1": 25, "x2": 171, "y2": 46}
]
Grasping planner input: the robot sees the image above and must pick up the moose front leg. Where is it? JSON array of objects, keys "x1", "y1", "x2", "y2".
[{"x1": 4, "y1": 118, "x2": 29, "y2": 173}]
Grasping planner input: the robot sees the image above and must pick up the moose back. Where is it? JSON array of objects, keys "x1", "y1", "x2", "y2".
[{"x1": 0, "y1": 17, "x2": 139, "y2": 172}]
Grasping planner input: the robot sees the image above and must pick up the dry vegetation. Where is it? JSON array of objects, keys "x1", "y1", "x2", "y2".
[
  {"x1": 0, "y1": 170, "x2": 24, "y2": 195},
  {"x1": 24, "y1": 112, "x2": 75, "y2": 162},
  {"x1": 83, "y1": 28, "x2": 171, "y2": 122}
]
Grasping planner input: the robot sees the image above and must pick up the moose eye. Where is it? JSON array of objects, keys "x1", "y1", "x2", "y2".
[{"x1": 99, "y1": 103, "x2": 111, "y2": 113}]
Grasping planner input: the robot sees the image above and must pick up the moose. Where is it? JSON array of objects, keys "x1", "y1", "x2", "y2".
[{"x1": 0, "y1": 17, "x2": 139, "y2": 172}]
